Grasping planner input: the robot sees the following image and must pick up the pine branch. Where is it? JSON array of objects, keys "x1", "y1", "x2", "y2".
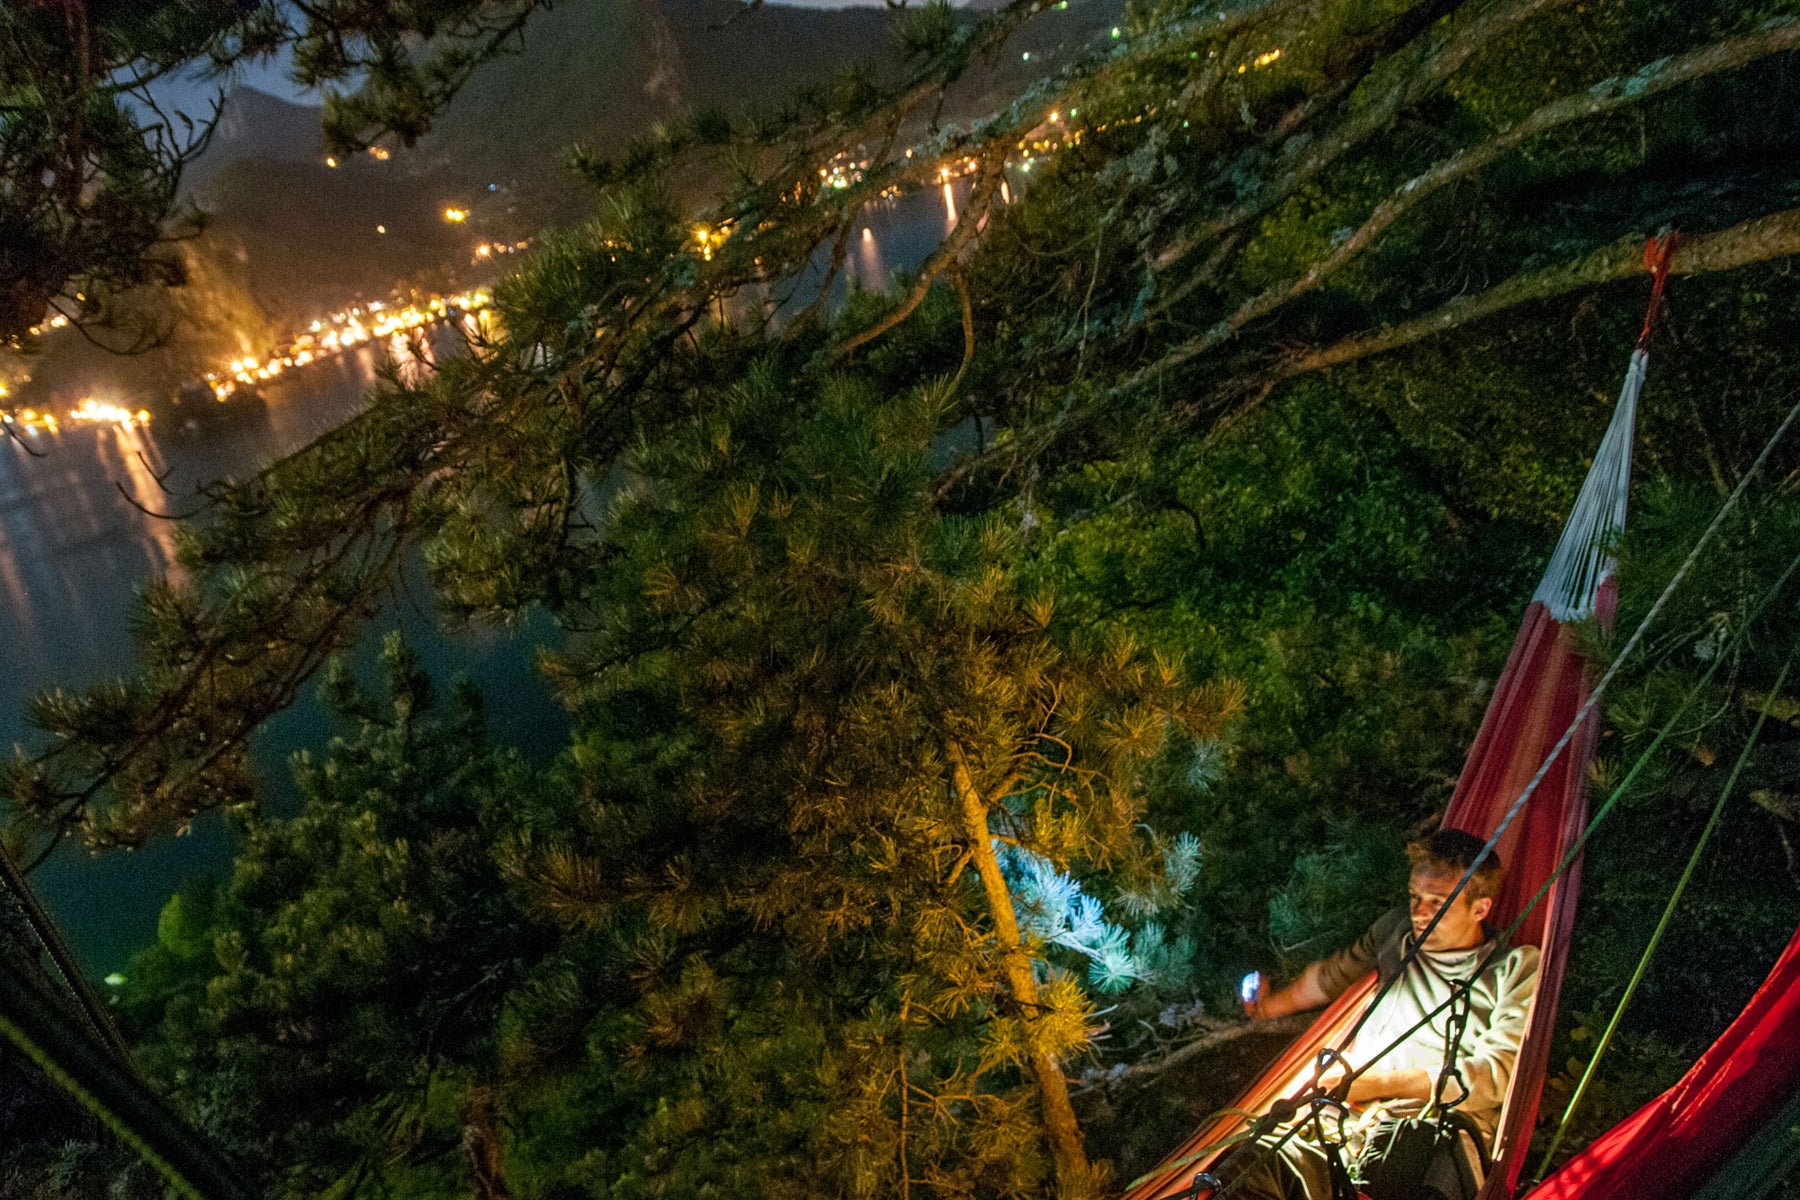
[
  {"x1": 8, "y1": 387, "x2": 451, "y2": 846},
  {"x1": 832, "y1": 143, "x2": 1010, "y2": 361},
  {"x1": 1152, "y1": 0, "x2": 1575, "y2": 276},
  {"x1": 944, "y1": 205, "x2": 1800, "y2": 498},
  {"x1": 1072, "y1": 1013, "x2": 1312, "y2": 1095},
  {"x1": 950, "y1": 264, "x2": 977, "y2": 392},
  {"x1": 1263, "y1": 205, "x2": 1800, "y2": 386},
  {"x1": 1138, "y1": 16, "x2": 1800, "y2": 383}
]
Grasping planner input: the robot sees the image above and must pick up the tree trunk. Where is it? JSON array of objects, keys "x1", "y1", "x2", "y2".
[
  {"x1": 947, "y1": 742, "x2": 1092, "y2": 1196},
  {"x1": 462, "y1": 1083, "x2": 512, "y2": 1200}
]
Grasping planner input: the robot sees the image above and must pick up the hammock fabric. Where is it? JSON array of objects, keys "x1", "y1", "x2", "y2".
[
  {"x1": 1120, "y1": 244, "x2": 1676, "y2": 1200},
  {"x1": 1524, "y1": 920, "x2": 1800, "y2": 1200}
]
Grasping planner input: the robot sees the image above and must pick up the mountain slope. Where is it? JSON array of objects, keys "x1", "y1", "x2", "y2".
[
  {"x1": 15, "y1": 0, "x2": 1120, "y2": 393},
  {"x1": 414, "y1": 0, "x2": 1120, "y2": 215}
]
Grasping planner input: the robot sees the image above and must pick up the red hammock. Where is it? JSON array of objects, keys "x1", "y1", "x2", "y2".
[
  {"x1": 1523, "y1": 920, "x2": 1800, "y2": 1200},
  {"x1": 1120, "y1": 245, "x2": 1677, "y2": 1200}
]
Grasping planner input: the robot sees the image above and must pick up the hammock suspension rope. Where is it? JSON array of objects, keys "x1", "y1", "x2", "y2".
[
  {"x1": 1339, "y1": 530, "x2": 1800, "y2": 1103},
  {"x1": 1535, "y1": 652, "x2": 1797, "y2": 1174},
  {"x1": 1179, "y1": 538, "x2": 1800, "y2": 1200},
  {"x1": 1270, "y1": 532, "x2": 1800, "y2": 1191},
  {"x1": 1303, "y1": 374, "x2": 1800, "y2": 1114},
  {"x1": 1137, "y1": 241, "x2": 1800, "y2": 1199}
]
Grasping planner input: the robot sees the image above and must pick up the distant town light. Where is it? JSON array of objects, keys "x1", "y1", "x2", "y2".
[
  {"x1": 69, "y1": 397, "x2": 150, "y2": 428},
  {"x1": 1111, "y1": 26, "x2": 1121, "y2": 37},
  {"x1": 325, "y1": 156, "x2": 338, "y2": 168},
  {"x1": 444, "y1": 207, "x2": 468, "y2": 223},
  {"x1": 377, "y1": 225, "x2": 387, "y2": 234},
  {"x1": 1021, "y1": 51, "x2": 1030, "y2": 61},
  {"x1": 368, "y1": 146, "x2": 390, "y2": 160}
]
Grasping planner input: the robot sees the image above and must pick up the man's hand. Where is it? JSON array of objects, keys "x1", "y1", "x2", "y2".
[
  {"x1": 1340, "y1": 1066, "x2": 1436, "y2": 1106},
  {"x1": 1243, "y1": 963, "x2": 1331, "y2": 1020},
  {"x1": 1243, "y1": 990, "x2": 1283, "y2": 1020},
  {"x1": 1305, "y1": 1056, "x2": 1436, "y2": 1108}
]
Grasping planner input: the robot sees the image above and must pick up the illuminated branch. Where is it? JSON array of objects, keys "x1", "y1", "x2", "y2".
[
  {"x1": 1267, "y1": 206, "x2": 1800, "y2": 385},
  {"x1": 950, "y1": 265, "x2": 977, "y2": 392}
]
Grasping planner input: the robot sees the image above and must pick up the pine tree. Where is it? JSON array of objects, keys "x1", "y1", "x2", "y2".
[
  {"x1": 9, "y1": 0, "x2": 1800, "y2": 1192},
  {"x1": 0, "y1": 0, "x2": 552, "y2": 343},
  {"x1": 118, "y1": 636, "x2": 545, "y2": 1198},
  {"x1": 493, "y1": 361, "x2": 1238, "y2": 1196}
]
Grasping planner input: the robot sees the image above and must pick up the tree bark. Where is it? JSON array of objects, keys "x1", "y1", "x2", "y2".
[
  {"x1": 832, "y1": 144, "x2": 1010, "y2": 362},
  {"x1": 1154, "y1": 0, "x2": 1575, "y2": 273},
  {"x1": 1278, "y1": 206, "x2": 1800, "y2": 381},
  {"x1": 1147, "y1": 206, "x2": 1800, "y2": 440},
  {"x1": 462, "y1": 1083, "x2": 512, "y2": 1200},
  {"x1": 946, "y1": 742, "x2": 1092, "y2": 1196},
  {"x1": 1143, "y1": 17, "x2": 1800, "y2": 380}
]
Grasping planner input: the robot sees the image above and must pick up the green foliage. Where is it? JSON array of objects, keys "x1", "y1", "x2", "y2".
[
  {"x1": 508, "y1": 360, "x2": 1237, "y2": 1196},
  {"x1": 898, "y1": 0, "x2": 963, "y2": 61},
  {"x1": 1267, "y1": 822, "x2": 1408, "y2": 971},
  {"x1": 0, "y1": 0, "x2": 559, "y2": 342},
  {"x1": 155, "y1": 884, "x2": 215, "y2": 963},
  {"x1": 17, "y1": 0, "x2": 1800, "y2": 1193},
  {"x1": 119, "y1": 636, "x2": 542, "y2": 1197}
]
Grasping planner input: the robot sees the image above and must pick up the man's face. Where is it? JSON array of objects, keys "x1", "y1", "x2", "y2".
[{"x1": 1408, "y1": 864, "x2": 1493, "y2": 951}]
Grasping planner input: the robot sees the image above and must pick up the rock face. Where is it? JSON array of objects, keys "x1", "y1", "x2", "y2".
[{"x1": 187, "y1": 86, "x2": 329, "y2": 181}]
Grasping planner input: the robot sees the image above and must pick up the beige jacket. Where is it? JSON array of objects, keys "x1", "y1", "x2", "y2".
[{"x1": 1315, "y1": 906, "x2": 1541, "y2": 1144}]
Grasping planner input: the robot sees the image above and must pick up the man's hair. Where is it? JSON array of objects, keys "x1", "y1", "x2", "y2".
[{"x1": 1406, "y1": 828, "x2": 1504, "y2": 903}]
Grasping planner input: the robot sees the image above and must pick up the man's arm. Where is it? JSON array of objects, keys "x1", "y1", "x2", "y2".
[
  {"x1": 1342, "y1": 1066, "x2": 1435, "y2": 1105},
  {"x1": 1245, "y1": 908, "x2": 1406, "y2": 1020},
  {"x1": 1245, "y1": 961, "x2": 1333, "y2": 1019}
]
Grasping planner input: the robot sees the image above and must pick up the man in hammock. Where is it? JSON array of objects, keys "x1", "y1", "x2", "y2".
[{"x1": 1231, "y1": 828, "x2": 1541, "y2": 1200}]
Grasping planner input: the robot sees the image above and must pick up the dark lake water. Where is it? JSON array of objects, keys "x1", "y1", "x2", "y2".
[
  {"x1": 2, "y1": 180, "x2": 974, "y2": 975},
  {"x1": 2, "y1": 341, "x2": 567, "y2": 974}
]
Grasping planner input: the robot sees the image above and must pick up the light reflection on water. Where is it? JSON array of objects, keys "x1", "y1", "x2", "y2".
[
  {"x1": 722, "y1": 178, "x2": 977, "y2": 327},
  {"x1": 3, "y1": 184, "x2": 998, "y2": 972},
  {"x1": 2, "y1": 332, "x2": 560, "y2": 973}
]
